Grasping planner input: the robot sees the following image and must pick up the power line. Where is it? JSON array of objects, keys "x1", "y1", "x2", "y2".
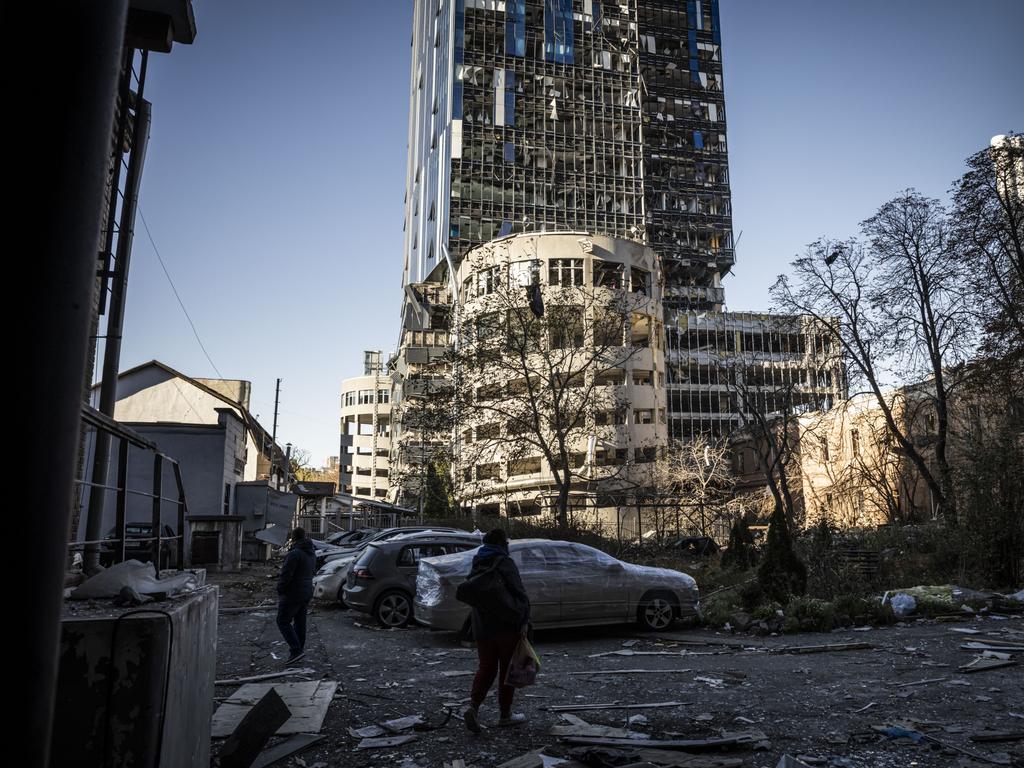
[{"x1": 138, "y1": 206, "x2": 224, "y2": 379}]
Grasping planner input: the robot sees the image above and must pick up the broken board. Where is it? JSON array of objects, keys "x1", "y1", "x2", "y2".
[{"x1": 212, "y1": 681, "x2": 337, "y2": 737}]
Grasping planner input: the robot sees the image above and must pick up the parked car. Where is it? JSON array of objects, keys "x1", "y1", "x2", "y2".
[
  {"x1": 343, "y1": 532, "x2": 484, "y2": 627},
  {"x1": 312, "y1": 527, "x2": 470, "y2": 602},
  {"x1": 316, "y1": 525, "x2": 465, "y2": 568},
  {"x1": 324, "y1": 528, "x2": 377, "y2": 546},
  {"x1": 415, "y1": 539, "x2": 699, "y2": 633},
  {"x1": 99, "y1": 523, "x2": 179, "y2": 569}
]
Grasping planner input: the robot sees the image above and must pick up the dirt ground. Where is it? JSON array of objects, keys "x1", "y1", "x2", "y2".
[{"x1": 210, "y1": 564, "x2": 1024, "y2": 768}]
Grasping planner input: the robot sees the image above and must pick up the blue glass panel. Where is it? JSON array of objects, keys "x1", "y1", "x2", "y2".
[
  {"x1": 711, "y1": 0, "x2": 722, "y2": 43},
  {"x1": 505, "y1": 71, "x2": 515, "y2": 127},
  {"x1": 545, "y1": 0, "x2": 575, "y2": 64},
  {"x1": 694, "y1": 131, "x2": 704, "y2": 149},
  {"x1": 686, "y1": 1, "x2": 697, "y2": 28},
  {"x1": 453, "y1": 81, "x2": 463, "y2": 119},
  {"x1": 506, "y1": 0, "x2": 526, "y2": 56},
  {"x1": 455, "y1": 0, "x2": 465, "y2": 64},
  {"x1": 504, "y1": 141, "x2": 515, "y2": 163},
  {"x1": 498, "y1": 220, "x2": 513, "y2": 237}
]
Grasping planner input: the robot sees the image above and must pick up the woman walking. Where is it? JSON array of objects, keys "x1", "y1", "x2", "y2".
[{"x1": 463, "y1": 529, "x2": 530, "y2": 733}]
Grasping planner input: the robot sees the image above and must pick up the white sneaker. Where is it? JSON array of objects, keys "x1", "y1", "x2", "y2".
[{"x1": 498, "y1": 712, "x2": 526, "y2": 727}]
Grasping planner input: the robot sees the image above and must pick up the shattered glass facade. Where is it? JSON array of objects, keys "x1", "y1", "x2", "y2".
[{"x1": 402, "y1": 0, "x2": 733, "y2": 312}]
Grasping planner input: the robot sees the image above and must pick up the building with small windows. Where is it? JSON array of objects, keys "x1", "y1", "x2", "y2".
[{"x1": 339, "y1": 353, "x2": 392, "y2": 501}]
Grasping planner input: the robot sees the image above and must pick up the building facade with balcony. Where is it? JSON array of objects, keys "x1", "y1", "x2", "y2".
[{"x1": 339, "y1": 355, "x2": 392, "y2": 501}]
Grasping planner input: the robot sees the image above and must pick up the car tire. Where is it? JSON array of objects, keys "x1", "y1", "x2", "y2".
[
  {"x1": 637, "y1": 591, "x2": 677, "y2": 631},
  {"x1": 336, "y1": 585, "x2": 349, "y2": 610},
  {"x1": 374, "y1": 589, "x2": 412, "y2": 628}
]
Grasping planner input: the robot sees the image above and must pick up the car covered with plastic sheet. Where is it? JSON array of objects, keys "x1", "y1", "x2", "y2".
[{"x1": 415, "y1": 539, "x2": 699, "y2": 632}]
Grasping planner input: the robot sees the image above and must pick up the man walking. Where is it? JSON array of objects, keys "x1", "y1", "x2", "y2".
[
  {"x1": 276, "y1": 527, "x2": 315, "y2": 663},
  {"x1": 462, "y1": 528, "x2": 530, "y2": 733}
]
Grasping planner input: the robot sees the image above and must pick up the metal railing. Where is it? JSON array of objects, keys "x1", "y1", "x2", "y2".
[{"x1": 72, "y1": 406, "x2": 188, "y2": 570}]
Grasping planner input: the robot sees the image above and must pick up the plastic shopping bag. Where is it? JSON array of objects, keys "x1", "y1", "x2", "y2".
[{"x1": 505, "y1": 637, "x2": 541, "y2": 688}]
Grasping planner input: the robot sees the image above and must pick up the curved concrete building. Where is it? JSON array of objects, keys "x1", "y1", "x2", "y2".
[{"x1": 453, "y1": 232, "x2": 668, "y2": 520}]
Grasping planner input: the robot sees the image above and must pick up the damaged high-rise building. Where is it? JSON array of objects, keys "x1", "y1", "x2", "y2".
[
  {"x1": 388, "y1": 0, "x2": 843, "y2": 509},
  {"x1": 403, "y1": 0, "x2": 731, "y2": 309}
]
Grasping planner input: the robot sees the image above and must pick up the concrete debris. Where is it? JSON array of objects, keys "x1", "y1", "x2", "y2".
[
  {"x1": 355, "y1": 734, "x2": 417, "y2": 749},
  {"x1": 218, "y1": 688, "x2": 292, "y2": 768},
  {"x1": 348, "y1": 725, "x2": 386, "y2": 739},
  {"x1": 251, "y1": 734, "x2": 324, "y2": 768},
  {"x1": 70, "y1": 559, "x2": 200, "y2": 599},
  {"x1": 959, "y1": 656, "x2": 1017, "y2": 673}
]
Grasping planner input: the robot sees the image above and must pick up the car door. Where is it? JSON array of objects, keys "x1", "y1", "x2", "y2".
[
  {"x1": 552, "y1": 543, "x2": 630, "y2": 623},
  {"x1": 396, "y1": 543, "x2": 448, "y2": 593},
  {"x1": 510, "y1": 543, "x2": 560, "y2": 625}
]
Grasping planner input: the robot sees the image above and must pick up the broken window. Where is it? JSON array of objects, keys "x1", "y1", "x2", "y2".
[
  {"x1": 505, "y1": 0, "x2": 526, "y2": 56},
  {"x1": 549, "y1": 306, "x2": 584, "y2": 349},
  {"x1": 631, "y1": 314, "x2": 651, "y2": 347},
  {"x1": 509, "y1": 457, "x2": 542, "y2": 476},
  {"x1": 544, "y1": 0, "x2": 574, "y2": 64},
  {"x1": 630, "y1": 267, "x2": 651, "y2": 294},
  {"x1": 548, "y1": 258, "x2": 583, "y2": 287},
  {"x1": 632, "y1": 369, "x2": 653, "y2": 386},
  {"x1": 594, "y1": 309, "x2": 625, "y2": 347},
  {"x1": 634, "y1": 409, "x2": 654, "y2": 425},
  {"x1": 593, "y1": 259, "x2": 624, "y2": 289},
  {"x1": 476, "y1": 462, "x2": 501, "y2": 481}
]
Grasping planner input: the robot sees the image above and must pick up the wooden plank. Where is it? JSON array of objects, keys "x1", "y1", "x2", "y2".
[
  {"x1": 218, "y1": 689, "x2": 292, "y2": 768},
  {"x1": 558, "y1": 730, "x2": 768, "y2": 751},
  {"x1": 550, "y1": 724, "x2": 651, "y2": 739},
  {"x1": 216, "y1": 668, "x2": 315, "y2": 685},
  {"x1": 212, "y1": 681, "x2": 337, "y2": 737},
  {"x1": 251, "y1": 734, "x2": 324, "y2": 768},
  {"x1": 778, "y1": 642, "x2": 873, "y2": 654},
  {"x1": 567, "y1": 669, "x2": 694, "y2": 677},
  {"x1": 548, "y1": 701, "x2": 685, "y2": 712},
  {"x1": 625, "y1": 753, "x2": 744, "y2": 768},
  {"x1": 496, "y1": 750, "x2": 546, "y2": 768}
]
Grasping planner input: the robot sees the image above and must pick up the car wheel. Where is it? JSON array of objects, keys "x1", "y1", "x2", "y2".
[
  {"x1": 336, "y1": 585, "x2": 349, "y2": 610},
  {"x1": 637, "y1": 591, "x2": 677, "y2": 631},
  {"x1": 374, "y1": 590, "x2": 412, "y2": 628}
]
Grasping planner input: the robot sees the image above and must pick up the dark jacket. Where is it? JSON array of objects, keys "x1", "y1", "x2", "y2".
[
  {"x1": 469, "y1": 545, "x2": 531, "y2": 640},
  {"x1": 277, "y1": 538, "x2": 315, "y2": 602}
]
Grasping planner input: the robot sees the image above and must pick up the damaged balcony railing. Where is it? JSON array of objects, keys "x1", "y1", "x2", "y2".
[{"x1": 72, "y1": 406, "x2": 188, "y2": 571}]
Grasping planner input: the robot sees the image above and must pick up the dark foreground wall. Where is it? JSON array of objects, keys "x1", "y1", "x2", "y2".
[{"x1": 50, "y1": 586, "x2": 218, "y2": 767}]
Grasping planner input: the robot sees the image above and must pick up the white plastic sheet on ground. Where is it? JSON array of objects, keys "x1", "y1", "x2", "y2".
[{"x1": 70, "y1": 559, "x2": 200, "y2": 599}]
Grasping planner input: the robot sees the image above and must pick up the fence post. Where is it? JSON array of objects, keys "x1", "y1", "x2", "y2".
[
  {"x1": 173, "y1": 462, "x2": 187, "y2": 569},
  {"x1": 152, "y1": 454, "x2": 163, "y2": 570},
  {"x1": 115, "y1": 439, "x2": 129, "y2": 564}
]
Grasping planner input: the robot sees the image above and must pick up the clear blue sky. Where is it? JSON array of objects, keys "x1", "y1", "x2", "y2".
[{"x1": 121, "y1": 0, "x2": 1022, "y2": 465}]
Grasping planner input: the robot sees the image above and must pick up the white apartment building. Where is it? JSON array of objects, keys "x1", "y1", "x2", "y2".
[{"x1": 339, "y1": 355, "x2": 392, "y2": 501}]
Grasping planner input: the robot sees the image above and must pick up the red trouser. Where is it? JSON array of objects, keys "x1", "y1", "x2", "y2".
[{"x1": 470, "y1": 634, "x2": 519, "y2": 712}]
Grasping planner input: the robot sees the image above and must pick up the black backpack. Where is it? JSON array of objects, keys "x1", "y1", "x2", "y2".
[{"x1": 456, "y1": 556, "x2": 523, "y2": 623}]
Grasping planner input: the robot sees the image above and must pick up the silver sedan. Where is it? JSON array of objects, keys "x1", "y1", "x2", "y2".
[{"x1": 414, "y1": 539, "x2": 699, "y2": 632}]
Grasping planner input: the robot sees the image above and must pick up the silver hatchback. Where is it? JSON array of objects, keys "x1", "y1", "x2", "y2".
[
  {"x1": 343, "y1": 533, "x2": 483, "y2": 627},
  {"x1": 415, "y1": 539, "x2": 700, "y2": 632}
]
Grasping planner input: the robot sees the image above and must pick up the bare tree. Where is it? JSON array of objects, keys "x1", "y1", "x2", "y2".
[
  {"x1": 772, "y1": 191, "x2": 974, "y2": 522},
  {"x1": 452, "y1": 250, "x2": 655, "y2": 529},
  {"x1": 951, "y1": 135, "x2": 1024, "y2": 368},
  {"x1": 650, "y1": 434, "x2": 734, "y2": 540}
]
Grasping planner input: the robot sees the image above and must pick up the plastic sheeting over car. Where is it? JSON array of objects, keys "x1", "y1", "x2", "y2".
[{"x1": 416, "y1": 539, "x2": 698, "y2": 631}]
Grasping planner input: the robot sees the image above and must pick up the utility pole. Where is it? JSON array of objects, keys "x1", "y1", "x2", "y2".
[{"x1": 271, "y1": 378, "x2": 281, "y2": 489}]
